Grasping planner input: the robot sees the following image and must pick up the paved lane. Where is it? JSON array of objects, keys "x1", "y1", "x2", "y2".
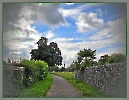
[{"x1": 47, "y1": 74, "x2": 83, "y2": 97}]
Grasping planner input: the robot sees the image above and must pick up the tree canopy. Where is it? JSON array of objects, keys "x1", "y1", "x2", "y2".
[
  {"x1": 30, "y1": 37, "x2": 63, "y2": 67},
  {"x1": 74, "y1": 48, "x2": 96, "y2": 71}
]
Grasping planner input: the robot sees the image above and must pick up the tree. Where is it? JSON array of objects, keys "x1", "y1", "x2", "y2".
[
  {"x1": 49, "y1": 66, "x2": 59, "y2": 72},
  {"x1": 30, "y1": 37, "x2": 63, "y2": 66},
  {"x1": 107, "y1": 53, "x2": 126, "y2": 63},
  {"x1": 37, "y1": 36, "x2": 48, "y2": 46},
  {"x1": 49, "y1": 42, "x2": 62, "y2": 66},
  {"x1": 60, "y1": 67, "x2": 65, "y2": 72},
  {"x1": 98, "y1": 54, "x2": 108, "y2": 65},
  {"x1": 69, "y1": 61, "x2": 76, "y2": 72},
  {"x1": 74, "y1": 48, "x2": 96, "y2": 71}
]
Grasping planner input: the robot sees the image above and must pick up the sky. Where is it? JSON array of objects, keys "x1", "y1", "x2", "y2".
[{"x1": 3, "y1": 3, "x2": 126, "y2": 67}]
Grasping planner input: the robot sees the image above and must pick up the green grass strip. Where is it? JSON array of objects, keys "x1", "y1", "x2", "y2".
[
  {"x1": 17, "y1": 73, "x2": 53, "y2": 98},
  {"x1": 53, "y1": 72, "x2": 110, "y2": 98}
]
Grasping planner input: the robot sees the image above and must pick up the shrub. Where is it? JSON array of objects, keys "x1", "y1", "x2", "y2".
[
  {"x1": 107, "y1": 53, "x2": 126, "y2": 63},
  {"x1": 20, "y1": 59, "x2": 49, "y2": 88}
]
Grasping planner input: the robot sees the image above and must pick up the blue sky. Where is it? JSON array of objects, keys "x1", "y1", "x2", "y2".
[{"x1": 3, "y1": 3, "x2": 126, "y2": 67}]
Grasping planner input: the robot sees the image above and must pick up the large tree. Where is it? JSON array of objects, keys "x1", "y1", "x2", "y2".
[{"x1": 30, "y1": 37, "x2": 63, "y2": 66}]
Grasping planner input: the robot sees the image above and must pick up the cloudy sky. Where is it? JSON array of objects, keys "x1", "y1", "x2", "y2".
[{"x1": 3, "y1": 3, "x2": 126, "y2": 67}]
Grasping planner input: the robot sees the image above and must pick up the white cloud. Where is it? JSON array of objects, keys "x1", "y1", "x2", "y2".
[
  {"x1": 10, "y1": 51, "x2": 21, "y2": 55},
  {"x1": 59, "y1": 3, "x2": 104, "y2": 18},
  {"x1": 52, "y1": 38, "x2": 74, "y2": 43},
  {"x1": 59, "y1": 8, "x2": 80, "y2": 18},
  {"x1": 45, "y1": 31, "x2": 54, "y2": 39},
  {"x1": 90, "y1": 17, "x2": 126, "y2": 45},
  {"x1": 96, "y1": 8, "x2": 103, "y2": 16},
  {"x1": 29, "y1": 3, "x2": 67, "y2": 28},
  {"x1": 76, "y1": 12, "x2": 104, "y2": 32},
  {"x1": 96, "y1": 8, "x2": 108, "y2": 16}
]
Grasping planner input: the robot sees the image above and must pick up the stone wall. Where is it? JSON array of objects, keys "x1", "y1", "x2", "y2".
[
  {"x1": 3, "y1": 65, "x2": 25, "y2": 96},
  {"x1": 75, "y1": 62, "x2": 127, "y2": 97}
]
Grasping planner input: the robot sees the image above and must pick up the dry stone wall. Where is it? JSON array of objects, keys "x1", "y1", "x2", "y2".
[{"x1": 75, "y1": 62, "x2": 126, "y2": 97}]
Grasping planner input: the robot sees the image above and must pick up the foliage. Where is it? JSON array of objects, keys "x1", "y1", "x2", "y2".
[
  {"x1": 17, "y1": 74, "x2": 53, "y2": 97},
  {"x1": 53, "y1": 72, "x2": 109, "y2": 97},
  {"x1": 20, "y1": 59, "x2": 49, "y2": 87},
  {"x1": 98, "y1": 54, "x2": 108, "y2": 65},
  {"x1": 30, "y1": 37, "x2": 63, "y2": 66},
  {"x1": 49, "y1": 66, "x2": 59, "y2": 72},
  {"x1": 107, "y1": 53, "x2": 126, "y2": 63},
  {"x1": 73, "y1": 48, "x2": 96, "y2": 71},
  {"x1": 69, "y1": 62, "x2": 76, "y2": 72},
  {"x1": 60, "y1": 67, "x2": 65, "y2": 72}
]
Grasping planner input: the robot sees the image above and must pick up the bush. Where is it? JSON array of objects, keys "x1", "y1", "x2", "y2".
[
  {"x1": 20, "y1": 59, "x2": 49, "y2": 88},
  {"x1": 107, "y1": 53, "x2": 126, "y2": 63}
]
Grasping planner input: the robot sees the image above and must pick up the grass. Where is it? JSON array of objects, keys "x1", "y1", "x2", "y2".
[
  {"x1": 17, "y1": 73, "x2": 53, "y2": 98},
  {"x1": 53, "y1": 72, "x2": 110, "y2": 98}
]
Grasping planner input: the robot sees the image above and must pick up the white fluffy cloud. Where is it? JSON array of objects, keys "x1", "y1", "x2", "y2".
[
  {"x1": 45, "y1": 31, "x2": 54, "y2": 39},
  {"x1": 90, "y1": 17, "x2": 126, "y2": 45},
  {"x1": 76, "y1": 12, "x2": 104, "y2": 32},
  {"x1": 60, "y1": 3, "x2": 104, "y2": 18},
  {"x1": 59, "y1": 8, "x2": 80, "y2": 18}
]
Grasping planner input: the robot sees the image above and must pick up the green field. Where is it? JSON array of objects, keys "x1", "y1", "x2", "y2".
[
  {"x1": 17, "y1": 73, "x2": 53, "y2": 98},
  {"x1": 53, "y1": 72, "x2": 110, "y2": 97}
]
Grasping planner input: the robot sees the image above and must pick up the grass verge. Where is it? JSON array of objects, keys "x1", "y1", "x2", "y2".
[
  {"x1": 17, "y1": 73, "x2": 53, "y2": 98},
  {"x1": 53, "y1": 72, "x2": 110, "y2": 97}
]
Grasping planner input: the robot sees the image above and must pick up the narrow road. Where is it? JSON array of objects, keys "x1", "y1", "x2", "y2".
[{"x1": 46, "y1": 74, "x2": 83, "y2": 97}]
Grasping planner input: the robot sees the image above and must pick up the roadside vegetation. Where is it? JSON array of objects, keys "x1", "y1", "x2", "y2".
[{"x1": 17, "y1": 74, "x2": 53, "y2": 97}]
